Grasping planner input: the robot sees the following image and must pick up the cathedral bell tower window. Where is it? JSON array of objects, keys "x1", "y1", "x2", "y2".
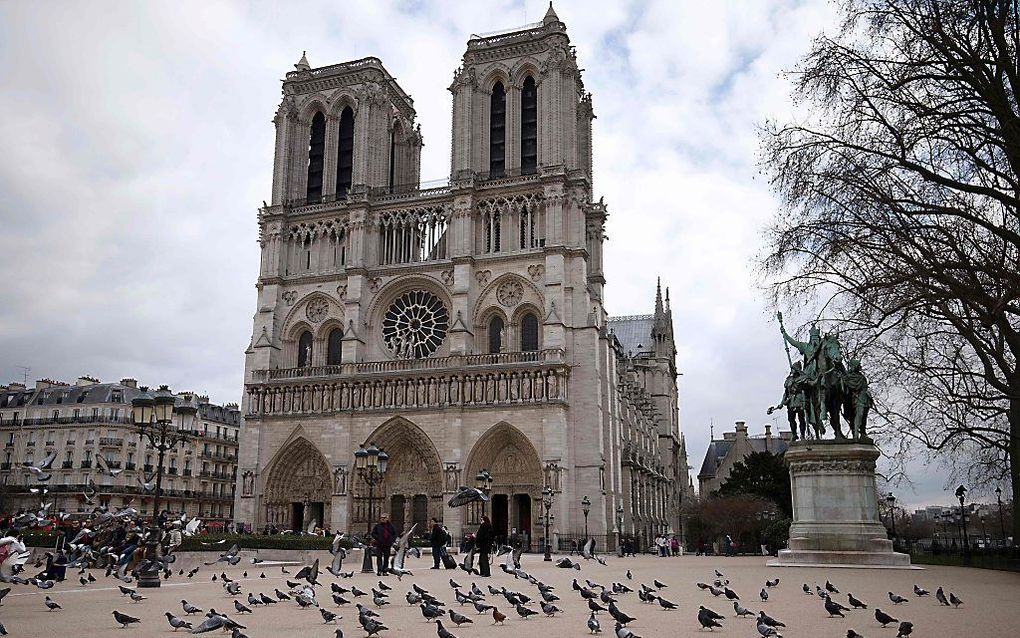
[
  {"x1": 306, "y1": 112, "x2": 326, "y2": 202},
  {"x1": 489, "y1": 82, "x2": 506, "y2": 177},
  {"x1": 336, "y1": 106, "x2": 355, "y2": 197},
  {"x1": 521, "y1": 76, "x2": 538, "y2": 175}
]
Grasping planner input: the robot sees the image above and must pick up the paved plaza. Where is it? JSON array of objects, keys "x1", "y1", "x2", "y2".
[{"x1": 2, "y1": 552, "x2": 1018, "y2": 637}]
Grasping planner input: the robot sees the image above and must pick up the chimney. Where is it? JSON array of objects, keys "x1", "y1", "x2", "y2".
[
  {"x1": 764, "y1": 423, "x2": 772, "y2": 451},
  {"x1": 734, "y1": 420, "x2": 748, "y2": 438},
  {"x1": 76, "y1": 375, "x2": 100, "y2": 386},
  {"x1": 9, "y1": 383, "x2": 25, "y2": 390},
  {"x1": 120, "y1": 378, "x2": 138, "y2": 388}
]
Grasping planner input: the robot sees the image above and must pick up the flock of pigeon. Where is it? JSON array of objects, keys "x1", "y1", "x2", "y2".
[{"x1": 0, "y1": 526, "x2": 975, "y2": 638}]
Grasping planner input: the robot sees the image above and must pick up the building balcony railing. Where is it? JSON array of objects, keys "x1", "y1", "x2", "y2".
[
  {"x1": 183, "y1": 469, "x2": 192, "y2": 477},
  {"x1": 84, "y1": 439, "x2": 94, "y2": 445},
  {"x1": 20, "y1": 415, "x2": 134, "y2": 427},
  {"x1": 44, "y1": 440, "x2": 55, "y2": 447},
  {"x1": 61, "y1": 461, "x2": 73, "y2": 469},
  {"x1": 79, "y1": 461, "x2": 91, "y2": 469},
  {"x1": 4, "y1": 442, "x2": 13, "y2": 448},
  {"x1": 125, "y1": 462, "x2": 136, "y2": 470},
  {"x1": 65, "y1": 439, "x2": 75, "y2": 446},
  {"x1": 26, "y1": 441, "x2": 35, "y2": 447},
  {"x1": 143, "y1": 464, "x2": 153, "y2": 473},
  {"x1": 168, "y1": 467, "x2": 178, "y2": 475},
  {"x1": 252, "y1": 349, "x2": 557, "y2": 383},
  {"x1": 100, "y1": 437, "x2": 124, "y2": 447},
  {"x1": 107, "y1": 460, "x2": 122, "y2": 469},
  {"x1": 0, "y1": 462, "x2": 11, "y2": 470}
]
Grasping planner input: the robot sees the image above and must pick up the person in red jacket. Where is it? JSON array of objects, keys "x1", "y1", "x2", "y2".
[{"x1": 370, "y1": 512, "x2": 397, "y2": 576}]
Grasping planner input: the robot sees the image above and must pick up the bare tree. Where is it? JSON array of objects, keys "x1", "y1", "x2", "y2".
[{"x1": 759, "y1": 0, "x2": 1019, "y2": 539}]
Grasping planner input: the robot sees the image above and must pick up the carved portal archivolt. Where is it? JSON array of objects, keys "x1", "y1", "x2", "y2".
[
  {"x1": 263, "y1": 437, "x2": 332, "y2": 529},
  {"x1": 464, "y1": 422, "x2": 543, "y2": 535},
  {"x1": 350, "y1": 417, "x2": 444, "y2": 532}
]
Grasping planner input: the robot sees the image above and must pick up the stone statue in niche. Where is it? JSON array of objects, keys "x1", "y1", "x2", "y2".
[
  {"x1": 333, "y1": 465, "x2": 348, "y2": 495},
  {"x1": 242, "y1": 470, "x2": 255, "y2": 497}
]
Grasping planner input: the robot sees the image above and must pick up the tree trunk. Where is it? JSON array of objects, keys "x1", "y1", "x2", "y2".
[{"x1": 1010, "y1": 396, "x2": 1019, "y2": 544}]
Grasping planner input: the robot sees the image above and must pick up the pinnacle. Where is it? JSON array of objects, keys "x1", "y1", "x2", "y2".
[
  {"x1": 543, "y1": 1, "x2": 560, "y2": 25},
  {"x1": 294, "y1": 50, "x2": 310, "y2": 72}
]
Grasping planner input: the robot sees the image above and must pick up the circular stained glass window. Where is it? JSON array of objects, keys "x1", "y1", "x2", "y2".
[{"x1": 382, "y1": 290, "x2": 449, "y2": 358}]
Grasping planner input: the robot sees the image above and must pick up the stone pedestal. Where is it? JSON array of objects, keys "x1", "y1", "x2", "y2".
[{"x1": 769, "y1": 441, "x2": 913, "y2": 568}]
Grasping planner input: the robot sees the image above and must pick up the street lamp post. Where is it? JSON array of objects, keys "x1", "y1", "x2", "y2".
[
  {"x1": 980, "y1": 515, "x2": 987, "y2": 546},
  {"x1": 996, "y1": 486, "x2": 1006, "y2": 543},
  {"x1": 355, "y1": 443, "x2": 388, "y2": 574},
  {"x1": 886, "y1": 492, "x2": 897, "y2": 539},
  {"x1": 956, "y1": 484, "x2": 970, "y2": 560},
  {"x1": 616, "y1": 503, "x2": 624, "y2": 557},
  {"x1": 131, "y1": 386, "x2": 195, "y2": 588},
  {"x1": 581, "y1": 495, "x2": 591, "y2": 546},
  {"x1": 542, "y1": 486, "x2": 553, "y2": 561},
  {"x1": 475, "y1": 469, "x2": 493, "y2": 520}
]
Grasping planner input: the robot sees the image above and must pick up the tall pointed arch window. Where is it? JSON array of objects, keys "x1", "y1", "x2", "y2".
[
  {"x1": 297, "y1": 330, "x2": 314, "y2": 367},
  {"x1": 521, "y1": 313, "x2": 539, "y2": 352},
  {"x1": 326, "y1": 328, "x2": 344, "y2": 366},
  {"x1": 489, "y1": 82, "x2": 506, "y2": 177},
  {"x1": 306, "y1": 112, "x2": 326, "y2": 201},
  {"x1": 336, "y1": 106, "x2": 355, "y2": 197},
  {"x1": 488, "y1": 315, "x2": 505, "y2": 354},
  {"x1": 521, "y1": 76, "x2": 538, "y2": 174}
]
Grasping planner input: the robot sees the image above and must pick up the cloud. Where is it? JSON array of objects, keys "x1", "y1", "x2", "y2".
[{"x1": 0, "y1": 0, "x2": 954, "y2": 509}]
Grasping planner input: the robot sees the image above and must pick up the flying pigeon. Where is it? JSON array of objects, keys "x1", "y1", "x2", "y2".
[{"x1": 27, "y1": 452, "x2": 57, "y2": 481}]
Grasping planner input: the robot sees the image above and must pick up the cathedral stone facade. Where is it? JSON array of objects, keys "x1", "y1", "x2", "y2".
[{"x1": 233, "y1": 5, "x2": 692, "y2": 549}]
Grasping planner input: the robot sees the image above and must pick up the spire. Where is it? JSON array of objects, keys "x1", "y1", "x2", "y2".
[
  {"x1": 654, "y1": 277, "x2": 663, "y2": 316},
  {"x1": 294, "y1": 50, "x2": 310, "y2": 72},
  {"x1": 543, "y1": 1, "x2": 560, "y2": 25},
  {"x1": 665, "y1": 287, "x2": 671, "y2": 312}
]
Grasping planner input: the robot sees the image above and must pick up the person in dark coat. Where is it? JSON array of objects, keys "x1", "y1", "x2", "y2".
[
  {"x1": 429, "y1": 517, "x2": 446, "y2": 569},
  {"x1": 370, "y1": 512, "x2": 397, "y2": 576},
  {"x1": 476, "y1": 516, "x2": 494, "y2": 577}
]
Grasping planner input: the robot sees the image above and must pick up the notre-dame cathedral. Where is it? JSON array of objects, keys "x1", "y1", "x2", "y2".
[{"x1": 233, "y1": 4, "x2": 693, "y2": 549}]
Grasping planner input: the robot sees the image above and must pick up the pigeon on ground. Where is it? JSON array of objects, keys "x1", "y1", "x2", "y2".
[
  {"x1": 165, "y1": 612, "x2": 192, "y2": 631},
  {"x1": 826, "y1": 581, "x2": 840, "y2": 594},
  {"x1": 112, "y1": 610, "x2": 141, "y2": 628},
  {"x1": 913, "y1": 585, "x2": 928, "y2": 597},
  {"x1": 888, "y1": 592, "x2": 908, "y2": 605},
  {"x1": 766, "y1": 578, "x2": 780, "y2": 588},
  {"x1": 724, "y1": 587, "x2": 739, "y2": 600},
  {"x1": 847, "y1": 631, "x2": 865, "y2": 638},
  {"x1": 897, "y1": 622, "x2": 913, "y2": 637},
  {"x1": 758, "y1": 611, "x2": 786, "y2": 628},
  {"x1": 118, "y1": 585, "x2": 136, "y2": 596},
  {"x1": 492, "y1": 608, "x2": 506, "y2": 625},
  {"x1": 44, "y1": 596, "x2": 61, "y2": 611},
  {"x1": 699, "y1": 606, "x2": 724, "y2": 630},
  {"x1": 756, "y1": 620, "x2": 782, "y2": 637},
  {"x1": 848, "y1": 593, "x2": 867, "y2": 609},
  {"x1": 825, "y1": 595, "x2": 851, "y2": 617},
  {"x1": 803, "y1": 583, "x2": 812, "y2": 595},
  {"x1": 760, "y1": 588, "x2": 768, "y2": 602},
  {"x1": 259, "y1": 593, "x2": 277, "y2": 605},
  {"x1": 657, "y1": 596, "x2": 678, "y2": 610},
  {"x1": 516, "y1": 604, "x2": 538, "y2": 619},
  {"x1": 321, "y1": 609, "x2": 339, "y2": 623},
  {"x1": 875, "y1": 609, "x2": 898, "y2": 627},
  {"x1": 129, "y1": 591, "x2": 146, "y2": 603},
  {"x1": 234, "y1": 600, "x2": 252, "y2": 614},
  {"x1": 436, "y1": 619, "x2": 458, "y2": 638},
  {"x1": 734, "y1": 601, "x2": 753, "y2": 617},
  {"x1": 449, "y1": 609, "x2": 473, "y2": 626},
  {"x1": 588, "y1": 611, "x2": 602, "y2": 633},
  {"x1": 935, "y1": 587, "x2": 949, "y2": 606},
  {"x1": 949, "y1": 592, "x2": 963, "y2": 608}
]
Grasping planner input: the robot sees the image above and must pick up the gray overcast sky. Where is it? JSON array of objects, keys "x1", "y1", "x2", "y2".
[{"x1": 0, "y1": 0, "x2": 964, "y2": 508}]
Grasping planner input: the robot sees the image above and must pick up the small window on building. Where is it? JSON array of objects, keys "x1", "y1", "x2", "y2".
[
  {"x1": 336, "y1": 106, "x2": 355, "y2": 197},
  {"x1": 521, "y1": 76, "x2": 538, "y2": 174}
]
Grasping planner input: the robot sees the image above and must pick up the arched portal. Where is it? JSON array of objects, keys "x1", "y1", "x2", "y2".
[
  {"x1": 350, "y1": 417, "x2": 444, "y2": 534},
  {"x1": 464, "y1": 422, "x2": 543, "y2": 547},
  {"x1": 263, "y1": 437, "x2": 331, "y2": 532}
]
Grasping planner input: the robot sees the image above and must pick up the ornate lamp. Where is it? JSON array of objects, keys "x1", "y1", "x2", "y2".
[
  {"x1": 542, "y1": 486, "x2": 554, "y2": 561},
  {"x1": 581, "y1": 495, "x2": 591, "y2": 545}
]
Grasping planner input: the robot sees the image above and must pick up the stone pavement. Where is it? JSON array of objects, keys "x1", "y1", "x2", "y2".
[{"x1": 2, "y1": 552, "x2": 1018, "y2": 637}]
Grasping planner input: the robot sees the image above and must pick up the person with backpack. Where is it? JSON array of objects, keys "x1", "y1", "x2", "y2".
[
  {"x1": 429, "y1": 517, "x2": 447, "y2": 569},
  {"x1": 370, "y1": 512, "x2": 397, "y2": 576}
]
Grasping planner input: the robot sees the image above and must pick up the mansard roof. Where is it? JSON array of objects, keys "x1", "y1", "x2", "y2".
[{"x1": 697, "y1": 435, "x2": 790, "y2": 481}]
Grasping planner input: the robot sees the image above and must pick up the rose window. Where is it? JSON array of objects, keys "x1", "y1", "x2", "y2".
[{"x1": 382, "y1": 290, "x2": 449, "y2": 358}]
